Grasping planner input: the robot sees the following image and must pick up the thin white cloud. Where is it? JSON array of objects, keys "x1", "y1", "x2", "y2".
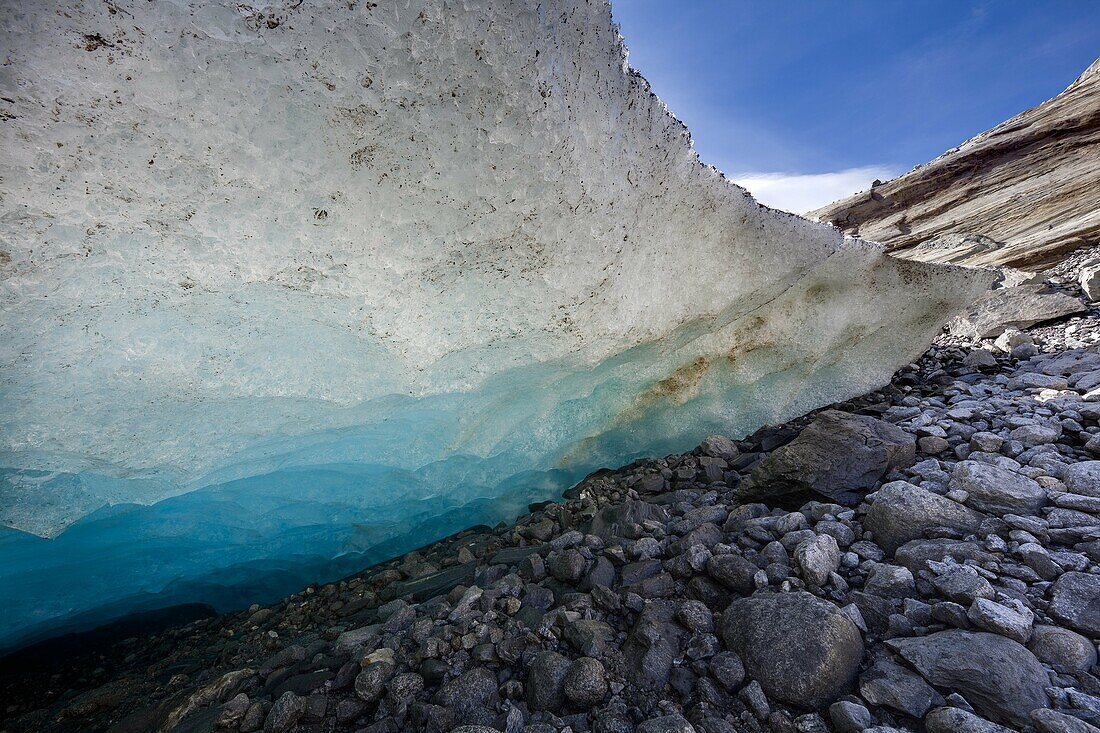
[{"x1": 732, "y1": 165, "x2": 902, "y2": 215}]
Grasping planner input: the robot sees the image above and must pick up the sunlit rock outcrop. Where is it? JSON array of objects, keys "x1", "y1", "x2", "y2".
[
  {"x1": 812, "y1": 58, "x2": 1100, "y2": 272},
  {"x1": 0, "y1": 0, "x2": 986, "y2": 645}
]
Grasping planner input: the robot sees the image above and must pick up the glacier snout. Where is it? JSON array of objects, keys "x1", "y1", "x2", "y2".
[{"x1": 0, "y1": 0, "x2": 986, "y2": 645}]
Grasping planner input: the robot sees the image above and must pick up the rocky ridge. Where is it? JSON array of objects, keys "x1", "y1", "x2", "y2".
[
  {"x1": 810, "y1": 58, "x2": 1100, "y2": 272},
  {"x1": 4, "y1": 304, "x2": 1100, "y2": 732}
]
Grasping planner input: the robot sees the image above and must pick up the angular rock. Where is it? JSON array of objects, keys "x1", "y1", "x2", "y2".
[
  {"x1": 865, "y1": 481, "x2": 984, "y2": 553},
  {"x1": 719, "y1": 592, "x2": 864, "y2": 709},
  {"x1": 967, "y1": 598, "x2": 1033, "y2": 643},
  {"x1": 623, "y1": 601, "x2": 688, "y2": 691},
  {"x1": 946, "y1": 285, "x2": 1087, "y2": 340},
  {"x1": 1031, "y1": 708, "x2": 1100, "y2": 733},
  {"x1": 886, "y1": 630, "x2": 1049, "y2": 726},
  {"x1": 739, "y1": 411, "x2": 917, "y2": 505},
  {"x1": 949, "y1": 460, "x2": 1047, "y2": 516},
  {"x1": 794, "y1": 533, "x2": 840, "y2": 587},
  {"x1": 859, "y1": 657, "x2": 941, "y2": 718},
  {"x1": 925, "y1": 706, "x2": 1015, "y2": 733}
]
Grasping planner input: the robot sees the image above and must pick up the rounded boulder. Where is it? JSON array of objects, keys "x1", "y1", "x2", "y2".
[{"x1": 719, "y1": 591, "x2": 864, "y2": 709}]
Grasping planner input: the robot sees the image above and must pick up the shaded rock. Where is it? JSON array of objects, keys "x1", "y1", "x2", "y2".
[
  {"x1": 859, "y1": 658, "x2": 941, "y2": 718},
  {"x1": 865, "y1": 482, "x2": 984, "y2": 553},
  {"x1": 527, "y1": 651, "x2": 571, "y2": 712},
  {"x1": 739, "y1": 410, "x2": 916, "y2": 505},
  {"x1": 435, "y1": 667, "x2": 499, "y2": 725},
  {"x1": 563, "y1": 657, "x2": 608, "y2": 707},
  {"x1": 263, "y1": 691, "x2": 304, "y2": 733},
  {"x1": 355, "y1": 662, "x2": 394, "y2": 704},
  {"x1": 1031, "y1": 708, "x2": 1100, "y2": 733},
  {"x1": 637, "y1": 714, "x2": 696, "y2": 733},
  {"x1": 623, "y1": 601, "x2": 688, "y2": 690},
  {"x1": 886, "y1": 630, "x2": 1049, "y2": 726},
  {"x1": 719, "y1": 591, "x2": 863, "y2": 709},
  {"x1": 828, "y1": 700, "x2": 873, "y2": 733},
  {"x1": 925, "y1": 706, "x2": 1014, "y2": 733},
  {"x1": 1028, "y1": 624, "x2": 1098, "y2": 674},
  {"x1": 708, "y1": 651, "x2": 745, "y2": 690},
  {"x1": 706, "y1": 553, "x2": 758, "y2": 595},
  {"x1": 894, "y1": 539, "x2": 995, "y2": 572},
  {"x1": 1049, "y1": 572, "x2": 1100, "y2": 636}
]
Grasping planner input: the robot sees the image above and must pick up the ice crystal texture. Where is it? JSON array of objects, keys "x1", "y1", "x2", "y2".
[{"x1": 0, "y1": 0, "x2": 986, "y2": 645}]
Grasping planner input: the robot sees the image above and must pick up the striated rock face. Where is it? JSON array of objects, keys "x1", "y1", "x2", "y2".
[
  {"x1": 811, "y1": 58, "x2": 1100, "y2": 271},
  {"x1": 0, "y1": 0, "x2": 984, "y2": 644}
]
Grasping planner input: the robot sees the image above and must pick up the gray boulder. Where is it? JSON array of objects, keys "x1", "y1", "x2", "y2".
[
  {"x1": 794, "y1": 534, "x2": 840, "y2": 587},
  {"x1": 739, "y1": 410, "x2": 916, "y2": 505},
  {"x1": 526, "y1": 651, "x2": 571, "y2": 712},
  {"x1": 623, "y1": 600, "x2": 688, "y2": 691},
  {"x1": 865, "y1": 481, "x2": 984, "y2": 553},
  {"x1": 858, "y1": 657, "x2": 941, "y2": 718},
  {"x1": 1062, "y1": 461, "x2": 1100, "y2": 498},
  {"x1": 1028, "y1": 624, "x2": 1098, "y2": 674},
  {"x1": 719, "y1": 591, "x2": 863, "y2": 709},
  {"x1": 1049, "y1": 572, "x2": 1100, "y2": 636},
  {"x1": 925, "y1": 706, "x2": 1015, "y2": 733},
  {"x1": 949, "y1": 460, "x2": 1046, "y2": 516},
  {"x1": 1031, "y1": 709, "x2": 1100, "y2": 733},
  {"x1": 948, "y1": 284, "x2": 1086, "y2": 340},
  {"x1": 886, "y1": 630, "x2": 1049, "y2": 726}
]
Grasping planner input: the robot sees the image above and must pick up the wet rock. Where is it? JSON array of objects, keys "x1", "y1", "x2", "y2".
[
  {"x1": 739, "y1": 410, "x2": 916, "y2": 505},
  {"x1": 886, "y1": 630, "x2": 1049, "y2": 726},
  {"x1": 719, "y1": 591, "x2": 863, "y2": 709}
]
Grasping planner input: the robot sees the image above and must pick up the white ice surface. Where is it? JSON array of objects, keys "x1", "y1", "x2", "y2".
[{"x1": 0, "y1": 0, "x2": 986, "y2": 644}]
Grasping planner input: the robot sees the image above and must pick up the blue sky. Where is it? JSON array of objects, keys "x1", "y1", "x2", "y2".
[{"x1": 612, "y1": 1, "x2": 1100, "y2": 213}]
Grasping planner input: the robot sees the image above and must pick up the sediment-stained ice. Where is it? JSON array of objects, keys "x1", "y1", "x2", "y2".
[{"x1": 0, "y1": 0, "x2": 986, "y2": 646}]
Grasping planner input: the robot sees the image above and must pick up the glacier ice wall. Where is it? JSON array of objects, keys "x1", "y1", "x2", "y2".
[{"x1": 0, "y1": 0, "x2": 986, "y2": 645}]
